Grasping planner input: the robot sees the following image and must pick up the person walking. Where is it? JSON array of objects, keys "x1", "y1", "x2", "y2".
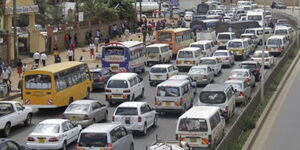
[
  {"x1": 53, "y1": 44, "x2": 58, "y2": 57},
  {"x1": 22, "y1": 63, "x2": 27, "y2": 72},
  {"x1": 2, "y1": 67, "x2": 9, "y2": 85},
  {"x1": 67, "y1": 49, "x2": 74, "y2": 61},
  {"x1": 16, "y1": 59, "x2": 23, "y2": 78},
  {"x1": 94, "y1": 36, "x2": 99, "y2": 52},
  {"x1": 41, "y1": 53, "x2": 47, "y2": 66},
  {"x1": 89, "y1": 41, "x2": 95, "y2": 59},
  {"x1": 74, "y1": 33, "x2": 78, "y2": 47},
  {"x1": 69, "y1": 42, "x2": 75, "y2": 60},
  {"x1": 33, "y1": 51, "x2": 40, "y2": 67},
  {"x1": 55, "y1": 55, "x2": 62, "y2": 63},
  {"x1": 7, "y1": 65, "x2": 12, "y2": 85}
]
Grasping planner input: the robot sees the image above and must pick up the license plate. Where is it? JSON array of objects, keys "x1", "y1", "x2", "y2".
[
  {"x1": 156, "y1": 75, "x2": 161, "y2": 79},
  {"x1": 111, "y1": 66, "x2": 118, "y2": 71},
  {"x1": 165, "y1": 102, "x2": 171, "y2": 106},
  {"x1": 184, "y1": 61, "x2": 189, "y2": 64},
  {"x1": 38, "y1": 138, "x2": 45, "y2": 143},
  {"x1": 190, "y1": 137, "x2": 197, "y2": 143},
  {"x1": 71, "y1": 116, "x2": 78, "y2": 121},
  {"x1": 113, "y1": 94, "x2": 122, "y2": 98},
  {"x1": 125, "y1": 118, "x2": 131, "y2": 124}
]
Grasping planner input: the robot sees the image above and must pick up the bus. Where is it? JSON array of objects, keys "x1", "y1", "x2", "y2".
[
  {"x1": 22, "y1": 62, "x2": 92, "y2": 108},
  {"x1": 102, "y1": 41, "x2": 145, "y2": 73},
  {"x1": 155, "y1": 28, "x2": 194, "y2": 57}
]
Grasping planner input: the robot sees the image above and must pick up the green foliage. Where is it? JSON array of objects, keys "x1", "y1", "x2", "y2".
[{"x1": 36, "y1": 0, "x2": 66, "y2": 27}]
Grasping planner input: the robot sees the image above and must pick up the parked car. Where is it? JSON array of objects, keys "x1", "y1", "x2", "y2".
[
  {"x1": 169, "y1": 75, "x2": 197, "y2": 95},
  {"x1": 271, "y1": 2, "x2": 287, "y2": 9},
  {"x1": 0, "y1": 138, "x2": 27, "y2": 150},
  {"x1": 212, "y1": 50, "x2": 235, "y2": 67},
  {"x1": 188, "y1": 65, "x2": 214, "y2": 86},
  {"x1": 62, "y1": 100, "x2": 108, "y2": 128},
  {"x1": 199, "y1": 57, "x2": 222, "y2": 76},
  {"x1": 90, "y1": 67, "x2": 115, "y2": 90},
  {"x1": 76, "y1": 123, "x2": 134, "y2": 150},
  {"x1": 251, "y1": 51, "x2": 274, "y2": 68},
  {"x1": 228, "y1": 69, "x2": 256, "y2": 87},
  {"x1": 113, "y1": 102, "x2": 157, "y2": 136},
  {"x1": 149, "y1": 64, "x2": 178, "y2": 86},
  {"x1": 225, "y1": 80, "x2": 251, "y2": 105},
  {"x1": 27, "y1": 119, "x2": 82, "y2": 150},
  {"x1": 240, "y1": 61, "x2": 261, "y2": 82},
  {"x1": 0, "y1": 101, "x2": 33, "y2": 137}
]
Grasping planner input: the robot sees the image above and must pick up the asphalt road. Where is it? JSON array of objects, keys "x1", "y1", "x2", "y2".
[{"x1": 6, "y1": 44, "x2": 280, "y2": 150}]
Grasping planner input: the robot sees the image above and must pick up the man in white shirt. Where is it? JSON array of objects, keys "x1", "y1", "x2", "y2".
[
  {"x1": 33, "y1": 51, "x2": 40, "y2": 66},
  {"x1": 2, "y1": 67, "x2": 9, "y2": 85},
  {"x1": 41, "y1": 53, "x2": 47, "y2": 66},
  {"x1": 67, "y1": 49, "x2": 74, "y2": 61}
]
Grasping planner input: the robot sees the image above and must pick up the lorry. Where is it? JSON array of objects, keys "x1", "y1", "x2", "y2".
[{"x1": 0, "y1": 101, "x2": 33, "y2": 137}]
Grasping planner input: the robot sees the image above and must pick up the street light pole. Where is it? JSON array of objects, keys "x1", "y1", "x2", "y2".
[
  {"x1": 261, "y1": 0, "x2": 266, "y2": 101},
  {"x1": 13, "y1": 0, "x2": 18, "y2": 64},
  {"x1": 298, "y1": 0, "x2": 300, "y2": 46}
]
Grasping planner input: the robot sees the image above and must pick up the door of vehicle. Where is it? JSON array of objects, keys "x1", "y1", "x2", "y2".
[
  {"x1": 129, "y1": 78, "x2": 138, "y2": 100},
  {"x1": 226, "y1": 88, "x2": 235, "y2": 115},
  {"x1": 243, "y1": 81, "x2": 251, "y2": 99},
  {"x1": 137, "y1": 77, "x2": 144, "y2": 97},
  {"x1": 141, "y1": 104, "x2": 155, "y2": 128},
  {"x1": 91, "y1": 102, "x2": 102, "y2": 122},
  {"x1": 15, "y1": 103, "x2": 27, "y2": 124},
  {"x1": 66, "y1": 121, "x2": 80, "y2": 143},
  {"x1": 62, "y1": 122, "x2": 72, "y2": 144}
]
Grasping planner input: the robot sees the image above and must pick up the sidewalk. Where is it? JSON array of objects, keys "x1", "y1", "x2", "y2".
[{"x1": 0, "y1": 32, "x2": 150, "y2": 101}]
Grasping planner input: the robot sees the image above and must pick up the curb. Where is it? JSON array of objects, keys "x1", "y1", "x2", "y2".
[
  {"x1": 0, "y1": 93, "x2": 21, "y2": 101},
  {"x1": 242, "y1": 46, "x2": 300, "y2": 150}
]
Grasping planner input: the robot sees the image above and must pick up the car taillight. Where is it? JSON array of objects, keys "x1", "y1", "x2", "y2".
[
  {"x1": 228, "y1": 77, "x2": 231, "y2": 80},
  {"x1": 202, "y1": 137, "x2": 210, "y2": 145},
  {"x1": 138, "y1": 116, "x2": 142, "y2": 122},
  {"x1": 123, "y1": 89, "x2": 130, "y2": 93},
  {"x1": 246, "y1": 78, "x2": 251, "y2": 82},
  {"x1": 61, "y1": 114, "x2": 66, "y2": 119},
  {"x1": 239, "y1": 92, "x2": 244, "y2": 97},
  {"x1": 48, "y1": 137, "x2": 59, "y2": 142},
  {"x1": 83, "y1": 115, "x2": 90, "y2": 120},
  {"x1": 105, "y1": 89, "x2": 112, "y2": 92},
  {"x1": 112, "y1": 116, "x2": 115, "y2": 122},
  {"x1": 155, "y1": 98, "x2": 162, "y2": 106},
  {"x1": 179, "y1": 137, "x2": 186, "y2": 142},
  {"x1": 203, "y1": 75, "x2": 208, "y2": 79},
  {"x1": 27, "y1": 137, "x2": 34, "y2": 141},
  {"x1": 265, "y1": 58, "x2": 269, "y2": 61},
  {"x1": 107, "y1": 143, "x2": 113, "y2": 150}
]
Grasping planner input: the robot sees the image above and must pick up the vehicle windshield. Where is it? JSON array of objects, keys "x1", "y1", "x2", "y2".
[
  {"x1": 214, "y1": 52, "x2": 228, "y2": 56},
  {"x1": 240, "y1": 64, "x2": 257, "y2": 69},
  {"x1": 66, "y1": 104, "x2": 90, "y2": 113},
  {"x1": 115, "y1": 107, "x2": 138, "y2": 115},
  {"x1": 107, "y1": 80, "x2": 128, "y2": 88},
  {"x1": 33, "y1": 124, "x2": 60, "y2": 134},
  {"x1": 267, "y1": 39, "x2": 282, "y2": 45},
  {"x1": 190, "y1": 44, "x2": 204, "y2": 50},
  {"x1": 275, "y1": 29, "x2": 288, "y2": 35},
  {"x1": 228, "y1": 42, "x2": 243, "y2": 48},
  {"x1": 150, "y1": 67, "x2": 167, "y2": 73},
  {"x1": 200, "y1": 92, "x2": 226, "y2": 104},
  {"x1": 253, "y1": 52, "x2": 269, "y2": 57},
  {"x1": 218, "y1": 34, "x2": 231, "y2": 40},
  {"x1": 78, "y1": 133, "x2": 107, "y2": 147},
  {"x1": 0, "y1": 103, "x2": 13, "y2": 115},
  {"x1": 178, "y1": 51, "x2": 194, "y2": 58},
  {"x1": 245, "y1": 30, "x2": 255, "y2": 34},
  {"x1": 147, "y1": 47, "x2": 160, "y2": 54},
  {"x1": 158, "y1": 32, "x2": 172, "y2": 42},
  {"x1": 200, "y1": 59, "x2": 216, "y2": 64},
  {"x1": 248, "y1": 15, "x2": 262, "y2": 21},
  {"x1": 25, "y1": 74, "x2": 51, "y2": 90},
  {"x1": 104, "y1": 47, "x2": 124, "y2": 56},
  {"x1": 231, "y1": 71, "x2": 248, "y2": 77},
  {"x1": 189, "y1": 67, "x2": 206, "y2": 74},
  {"x1": 226, "y1": 82, "x2": 243, "y2": 90},
  {"x1": 178, "y1": 118, "x2": 208, "y2": 132},
  {"x1": 157, "y1": 86, "x2": 180, "y2": 97}
]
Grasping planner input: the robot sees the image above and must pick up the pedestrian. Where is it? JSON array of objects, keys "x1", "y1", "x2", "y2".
[
  {"x1": 79, "y1": 56, "x2": 85, "y2": 62},
  {"x1": 69, "y1": 42, "x2": 75, "y2": 60},
  {"x1": 96, "y1": 65, "x2": 99, "y2": 68},
  {"x1": 85, "y1": 31, "x2": 89, "y2": 45},
  {"x1": 16, "y1": 59, "x2": 23, "y2": 77},
  {"x1": 53, "y1": 44, "x2": 58, "y2": 57},
  {"x1": 2, "y1": 67, "x2": 9, "y2": 85},
  {"x1": 22, "y1": 63, "x2": 27, "y2": 72},
  {"x1": 94, "y1": 36, "x2": 100, "y2": 52},
  {"x1": 33, "y1": 51, "x2": 40, "y2": 66},
  {"x1": 55, "y1": 55, "x2": 62, "y2": 63},
  {"x1": 142, "y1": 25, "x2": 147, "y2": 44},
  {"x1": 74, "y1": 33, "x2": 78, "y2": 47},
  {"x1": 64, "y1": 33, "x2": 70, "y2": 49},
  {"x1": 89, "y1": 41, "x2": 95, "y2": 59},
  {"x1": 67, "y1": 49, "x2": 74, "y2": 61},
  {"x1": 41, "y1": 53, "x2": 47, "y2": 66}
]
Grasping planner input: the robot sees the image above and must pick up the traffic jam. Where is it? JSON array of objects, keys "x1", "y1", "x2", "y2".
[{"x1": 1, "y1": 0, "x2": 293, "y2": 150}]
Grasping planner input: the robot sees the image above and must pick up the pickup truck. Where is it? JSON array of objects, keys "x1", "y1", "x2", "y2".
[{"x1": 0, "y1": 101, "x2": 33, "y2": 137}]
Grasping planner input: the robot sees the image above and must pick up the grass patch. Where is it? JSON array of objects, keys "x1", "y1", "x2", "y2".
[{"x1": 230, "y1": 45, "x2": 299, "y2": 150}]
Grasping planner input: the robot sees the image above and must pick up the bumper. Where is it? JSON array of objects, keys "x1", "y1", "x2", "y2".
[
  {"x1": 92, "y1": 83, "x2": 105, "y2": 89},
  {"x1": 221, "y1": 60, "x2": 231, "y2": 66},
  {"x1": 122, "y1": 122, "x2": 144, "y2": 131},
  {"x1": 72, "y1": 120, "x2": 92, "y2": 128},
  {"x1": 27, "y1": 142, "x2": 63, "y2": 149},
  {"x1": 155, "y1": 106, "x2": 183, "y2": 113}
]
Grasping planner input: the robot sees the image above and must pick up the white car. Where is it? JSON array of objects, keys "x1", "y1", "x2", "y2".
[
  {"x1": 149, "y1": 64, "x2": 178, "y2": 86},
  {"x1": 229, "y1": 69, "x2": 256, "y2": 88},
  {"x1": 184, "y1": 11, "x2": 193, "y2": 21},
  {"x1": 213, "y1": 50, "x2": 235, "y2": 67},
  {"x1": 251, "y1": 51, "x2": 274, "y2": 68},
  {"x1": 112, "y1": 102, "x2": 157, "y2": 136},
  {"x1": 199, "y1": 57, "x2": 222, "y2": 76},
  {"x1": 27, "y1": 119, "x2": 82, "y2": 150}
]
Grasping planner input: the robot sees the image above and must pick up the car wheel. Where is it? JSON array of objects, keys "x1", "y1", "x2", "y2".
[
  {"x1": 3, "y1": 123, "x2": 11, "y2": 137},
  {"x1": 153, "y1": 116, "x2": 158, "y2": 127},
  {"x1": 24, "y1": 113, "x2": 32, "y2": 126},
  {"x1": 130, "y1": 143, "x2": 134, "y2": 150},
  {"x1": 142, "y1": 123, "x2": 147, "y2": 136},
  {"x1": 104, "y1": 111, "x2": 108, "y2": 122},
  {"x1": 131, "y1": 94, "x2": 135, "y2": 101},
  {"x1": 61, "y1": 141, "x2": 67, "y2": 150},
  {"x1": 140, "y1": 89, "x2": 144, "y2": 98}
]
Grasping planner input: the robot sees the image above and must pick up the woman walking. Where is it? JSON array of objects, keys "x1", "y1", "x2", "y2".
[{"x1": 16, "y1": 59, "x2": 23, "y2": 78}]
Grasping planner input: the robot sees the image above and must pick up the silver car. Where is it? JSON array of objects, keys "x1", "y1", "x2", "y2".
[
  {"x1": 63, "y1": 100, "x2": 108, "y2": 127},
  {"x1": 225, "y1": 80, "x2": 252, "y2": 105},
  {"x1": 188, "y1": 65, "x2": 214, "y2": 86},
  {"x1": 228, "y1": 69, "x2": 256, "y2": 88}
]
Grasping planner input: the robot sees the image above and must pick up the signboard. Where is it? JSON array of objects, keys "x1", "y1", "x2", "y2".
[
  {"x1": 6, "y1": 5, "x2": 39, "y2": 15},
  {"x1": 169, "y1": 0, "x2": 179, "y2": 6},
  {"x1": 78, "y1": 12, "x2": 84, "y2": 22}
]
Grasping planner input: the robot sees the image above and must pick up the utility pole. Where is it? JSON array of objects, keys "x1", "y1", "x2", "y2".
[
  {"x1": 298, "y1": 0, "x2": 300, "y2": 46},
  {"x1": 169, "y1": 2, "x2": 173, "y2": 19},
  {"x1": 139, "y1": 0, "x2": 142, "y2": 22},
  {"x1": 261, "y1": 0, "x2": 266, "y2": 101},
  {"x1": 13, "y1": 0, "x2": 18, "y2": 64}
]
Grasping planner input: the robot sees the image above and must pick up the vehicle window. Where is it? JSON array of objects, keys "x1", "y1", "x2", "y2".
[
  {"x1": 141, "y1": 105, "x2": 149, "y2": 114},
  {"x1": 183, "y1": 84, "x2": 189, "y2": 94},
  {"x1": 248, "y1": 15, "x2": 262, "y2": 21},
  {"x1": 267, "y1": 38, "x2": 282, "y2": 45},
  {"x1": 275, "y1": 29, "x2": 288, "y2": 35},
  {"x1": 115, "y1": 107, "x2": 138, "y2": 115},
  {"x1": 120, "y1": 127, "x2": 128, "y2": 137},
  {"x1": 213, "y1": 52, "x2": 227, "y2": 56},
  {"x1": 33, "y1": 124, "x2": 60, "y2": 134},
  {"x1": 92, "y1": 102, "x2": 101, "y2": 111},
  {"x1": 178, "y1": 51, "x2": 194, "y2": 58},
  {"x1": 158, "y1": 32, "x2": 172, "y2": 42},
  {"x1": 188, "y1": 67, "x2": 206, "y2": 74},
  {"x1": 161, "y1": 46, "x2": 170, "y2": 53},
  {"x1": 78, "y1": 133, "x2": 107, "y2": 147},
  {"x1": 228, "y1": 42, "x2": 243, "y2": 48},
  {"x1": 6, "y1": 141, "x2": 19, "y2": 150},
  {"x1": 200, "y1": 59, "x2": 216, "y2": 64},
  {"x1": 104, "y1": 47, "x2": 124, "y2": 56},
  {"x1": 62, "y1": 122, "x2": 69, "y2": 132},
  {"x1": 200, "y1": 92, "x2": 226, "y2": 104},
  {"x1": 113, "y1": 127, "x2": 123, "y2": 141},
  {"x1": 15, "y1": 103, "x2": 23, "y2": 111},
  {"x1": 178, "y1": 118, "x2": 208, "y2": 132},
  {"x1": 218, "y1": 34, "x2": 230, "y2": 40},
  {"x1": 147, "y1": 47, "x2": 160, "y2": 54},
  {"x1": 129, "y1": 78, "x2": 136, "y2": 87},
  {"x1": 157, "y1": 86, "x2": 180, "y2": 97},
  {"x1": 195, "y1": 50, "x2": 201, "y2": 57},
  {"x1": 110, "y1": 129, "x2": 119, "y2": 143},
  {"x1": 168, "y1": 66, "x2": 174, "y2": 72},
  {"x1": 66, "y1": 121, "x2": 75, "y2": 129},
  {"x1": 25, "y1": 74, "x2": 51, "y2": 89},
  {"x1": 107, "y1": 80, "x2": 128, "y2": 88},
  {"x1": 206, "y1": 43, "x2": 211, "y2": 49},
  {"x1": 245, "y1": 30, "x2": 255, "y2": 35},
  {"x1": 190, "y1": 44, "x2": 204, "y2": 50},
  {"x1": 150, "y1": 67, "x2": 167, "y2": 73}
]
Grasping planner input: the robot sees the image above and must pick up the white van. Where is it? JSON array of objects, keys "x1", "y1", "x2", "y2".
[
  {"x1": 266, "y1": 35, "x2": 289, "y2": 56},
  {"x1": 105, "y1": 73, "x2": 144, "y2": 105},
  {"x1": 246, "y1": 11, "x2": 263, "y2": 27},
  {"x1": 216, "y1": 32, "x2": 236, "y2": 48},
  {"x1": 149, "y1": 64, "x2": 178, "y2": 86},
  {"x1": 176, "y1": 47, "x2": 202, "y2": 71},
  {"x1": 146, "y1": 44, "x2": 172, "y2": 66},
  {"x1": 155, "y1": 80, "x2": 194, "y2": 114},
  {"x1": 244, "y1": 27, "x2": 273, "y2": 45},
  {"x1": 274, "y1": 26, "x2": 294, "y2": 40},
  {"x1": 198, "y1": 84, "x2": 236, "y2": 120},
  {"x1": 190, "y1": 41, "x2": 213, "y2": 57},
  {"x1": 176, "y1": 106, "x2": 225, "y2": 149}
]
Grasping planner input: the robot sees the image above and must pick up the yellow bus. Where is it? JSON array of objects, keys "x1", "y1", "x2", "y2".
[
  {"x1": 22, "y1": 62, "x2": 92, "y2": 108},
  {"x1": 155, "y1": 28, "x2": 194, "y2": 57}
]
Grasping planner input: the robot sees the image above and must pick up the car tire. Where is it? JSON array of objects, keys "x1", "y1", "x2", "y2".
[
  {"x1": 130, "y1": 143, "x2": 134, "y2": 150},
  {"x1": 140, "y1": 89, "x2": 144, "y2": 99},
  {"x1": 24, "y1": 113, "x2": 32, "y2": 126},
  {"x1": 153, "y1": 116, "x2": 158, "y2": 127},
  {"x1": 2, "y1": 123, "x2": 11, "y2": 137},
  {"x1": 142, "y1": 123, "x2": 147, "y2": 136},
  {"x1": 61, "y1": 141, "x2": 67, "y2": 150},
  {"x1": 104, "y1": 111, "x2": 108, "y2": 122}
]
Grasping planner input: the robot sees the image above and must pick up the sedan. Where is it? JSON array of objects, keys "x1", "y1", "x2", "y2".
[
  {"x1": 188, "y1": 65, "x2": 214, "y2": 86},
  {"x1": 199, "y1": 57, "x2": 222, "y2": 76},
  {"x1": 212, "y1": 50, "x2": 234, "y2": 67},
  {"x1": 228, "y1": 69, "x2": 256, "y2": 87},
  {"x1": 62, "y1": 100, "x2": 108, "y2": 128},
  {"x1": 90, "y1": 67, "x2": 115, "y2": 90},
  {"x1": 225, "y1": 80, "x2": 252, "y2": 105},
  {"x1": 251, "y1": 51, "x2": 274, "y2": 68},
  {"x1": 27, "y1": 119, "x2": 82, "y2": 150},
  {"x1": 240, "y1": 61, "x2": 261, "y2": 82}
]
